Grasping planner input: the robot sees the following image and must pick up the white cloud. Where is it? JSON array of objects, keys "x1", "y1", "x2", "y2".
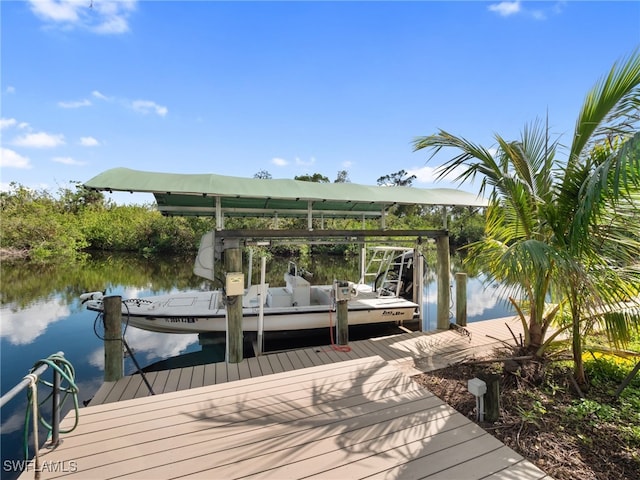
[
  {"x1": 407, "y1": 166, "x2": 438, "y2": 183},
  {"x1": 131, "y1": 100, "x2": 168, "y2": 117},
  {"x1": 92, "y1": 90, "x2": 109, "y2": 101},
  {"x1": 272, "y1": 157, "x2": 288, "y2": 167},
  {"x1": 342, "y1": 160, "x2": 353, "y2": 168},
  {"x1": 80, "y1": 136, "x2": 100, "y2": 146},
  {"x1": 53, "y1": 156, "x2": 86, "y2": 166},
  {"x1": 0, "y1": 148, "x2": 32, "y2": 169},
  {"x1": 93, "y1": 0, "x2": 136, "y2": 34},
  {"x1": 407, "y1": 164, "x2": 471, "y2": 185},
  {"x1": 29, "y1": 0, "x2": 79, "y2": 22},
  {"x1": 28, "y1": 0, "x2": 137, "y2": 35},
  {"x1": 12, "y1": 131, "x2": 65, "y2": 148},
  {"x1": 488, "y1": 1, "x2": 521, "y2": 17},
  {"x1": 5, "y1": 86, "x2": 16, "y2": 94},
  {"x1": 488, "y1": 0, "x2": 559, "y2": 20},
  {"x1": 0, "y1": 118, "x2": 17, "y2": 129},
  {"x1": 295, "y1": 156, "x2": 316, "y2": 167},
  {"x1": 58, "y1": 98, "x2": 92, "y2": 108}
]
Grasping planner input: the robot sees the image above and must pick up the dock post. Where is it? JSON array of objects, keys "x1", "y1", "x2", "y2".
[
  {"x1": 103, "y1": 295, "x2": 124, "y2": 382},
  {"x1": 336, "y1": 281, "x2": 349, "y2": 345},
  {"x1": 415, "y1": 249, "x2": 425, "y2": 331},
  {"x1": 479, "y1": 373, "x2": 500, "y2": 422},
  {"x1": 436, "y1": 235, "x2": 450, "y2": 330},
  {"x1": 455, "y1": 272, "x2": 467, "y2": 326},
  {"x1": 225, "y1": 241, "x2": 243, "y2": 363}
]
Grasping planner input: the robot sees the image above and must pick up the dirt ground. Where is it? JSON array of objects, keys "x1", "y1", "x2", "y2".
[{"x1": 412, "y1": 355, "x2": 640, "y2": 480}]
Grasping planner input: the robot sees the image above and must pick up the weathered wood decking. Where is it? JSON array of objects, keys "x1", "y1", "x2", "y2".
[
  {"x1": 91, "y1": 316, "x2": 525, "y2": 405},
  {"x1": 20, "y1": 317, "x2": 553, "y2": 479}
]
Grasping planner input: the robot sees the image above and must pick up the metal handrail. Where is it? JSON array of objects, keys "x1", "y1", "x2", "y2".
[
  {"x1": 0, "y1": 351, "x2": 64, "y2": 409},
  {"x1": 0, "y1": 351, "x2": 66, "y2": 448}
]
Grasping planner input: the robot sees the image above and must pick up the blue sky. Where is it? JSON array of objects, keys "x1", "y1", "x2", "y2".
[{"x1": 2, "y1": 1, "x2": 639, "y2": 203}]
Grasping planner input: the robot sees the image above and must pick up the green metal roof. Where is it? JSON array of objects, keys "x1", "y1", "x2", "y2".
[{"x1": 84, "y1": 167, "x2": 487, "y2": 218}]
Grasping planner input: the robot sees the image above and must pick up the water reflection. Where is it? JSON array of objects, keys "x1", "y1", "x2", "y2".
[
  {"x1": 86, "y1": 329, "x2": 199, "y2": 371},
  {"x1": 1, "y1": 299, "x2": 70, "y2": 345}
]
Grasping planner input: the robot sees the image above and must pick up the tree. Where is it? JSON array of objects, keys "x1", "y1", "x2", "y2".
[
  {"x1": 413, "y1": 50, "x2": 640, "y2": 385},
  {"x1": 334, "y1": 170, "x2": 350, "y2": 183},
  {"x1": 254, "y1": 170, "x2": 272, "y2": 179},
  {"x1": 295, "y1": 173, "x2": 330, "y2": 183},
  {"x1": 376, "y1": 169, "x2": 416, "y2": 187}
]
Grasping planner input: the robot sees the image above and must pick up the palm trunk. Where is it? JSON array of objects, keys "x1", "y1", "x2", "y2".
[
  {"x1": 529, "y1": 320, "x2": 544, "y2": 351},
  {"x1": 571, "y1": 303, "x2": 587, "y2": 386}
]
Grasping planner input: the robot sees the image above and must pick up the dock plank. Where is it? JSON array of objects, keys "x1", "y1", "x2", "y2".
[
  {"x1": 202, "y1": 363, "x2": 216, "y2": 386},
  {"x1": 190, "y1": 364, "x2": 205, "y2": 389},
  {"x1": 161, "y1": 368, "x2": 181, "y2": 394},
  {"x1": 24, "y1": 353, "x2": 549, "y2": 480},
  {"x1": 226, "y1": 361, "x2": 240, "y2": 382},
  {"x1": 151, "y1": 369, "x2": 170, "y2": 393},
  {"x1": 266, "y1": 353, "x2": 285, "y2": 373},
  {"x1": 177, "y1": 366, "x2": 194, "y2": 391},
  {"x1": 88, "y1": 381, "x2": 114, "y2": 406},
  {"x1": 245, "y1": 356, "x2": 262, "y2": 377},
  {"x1": 214, "y1": 361, "x2": 227, "y2": 384},
  {"x1": 102, "y1": 375, "x2": 135, "y2": 404}
]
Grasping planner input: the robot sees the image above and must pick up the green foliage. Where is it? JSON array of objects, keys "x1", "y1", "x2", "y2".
[
  {"x1": 376, "y1": 169, "x2": 416, "y2": 187},
  {"x1": 1, "y1": 183, "x2": 217, "y2": 261},
  {"x1": 413, "y1": 50, "x2": 640, "y2": 386},
  {"x1": 294, "y1": 172, "x2": 330, "y2": 183},
  {"x1": 1, "y1": 184, "x2": 89, "y2": 262}
]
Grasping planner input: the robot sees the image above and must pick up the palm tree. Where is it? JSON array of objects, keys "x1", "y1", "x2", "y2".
[{"x1": 413, "y1": 50, "x2": 640, "y2": 385}]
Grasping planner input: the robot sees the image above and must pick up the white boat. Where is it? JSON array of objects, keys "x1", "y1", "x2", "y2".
[{"x1": 82, "y1": 238, "x2": 420, "y2": 334}]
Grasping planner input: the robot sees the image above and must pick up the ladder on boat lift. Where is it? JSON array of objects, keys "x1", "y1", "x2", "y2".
[{"x1": 362, "y1": 247, "x2": 412, "y2": 298}]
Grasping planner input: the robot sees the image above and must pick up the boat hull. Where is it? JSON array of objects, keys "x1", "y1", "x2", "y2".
[{"x1": 86, "y1": 289, "x2": 418, "y2": 334}]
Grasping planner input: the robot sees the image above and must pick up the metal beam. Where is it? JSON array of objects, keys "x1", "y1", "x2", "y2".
[{"x1": 216, "y1": 229, "x2": 446, "y2": 240}]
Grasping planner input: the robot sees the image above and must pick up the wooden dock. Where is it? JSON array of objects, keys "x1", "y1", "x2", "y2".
[
  {"x1": 91, "y1": 316, "x2": 525, "y2": 405},
  {"x1": 21, "y1": 317, "x2": 553, "y2": 479}
]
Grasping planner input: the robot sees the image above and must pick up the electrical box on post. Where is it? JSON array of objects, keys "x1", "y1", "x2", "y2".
[
  {"x1": 334, "y1": 281, "x2": 351, "y2": 301},
  {"x1": 226, "y1": 272, "x2": 245, "y2": 296}
]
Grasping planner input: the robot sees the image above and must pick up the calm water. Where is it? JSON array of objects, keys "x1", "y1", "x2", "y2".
[{"x1": 0, "y1": 251, "x2": 512, "y2": 477}]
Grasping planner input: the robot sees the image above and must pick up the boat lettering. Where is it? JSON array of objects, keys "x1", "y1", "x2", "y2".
[
  {"x1": 382, "y1": 310, "x2": 405, "y2": 316},
  {"x1": 165, "y1": 317, "x2": 198, "y2": 323}
]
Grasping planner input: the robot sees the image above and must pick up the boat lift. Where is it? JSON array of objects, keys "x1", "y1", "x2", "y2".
[{"x1": 83, "y1": 168, "x2": 487, "y2": 362}]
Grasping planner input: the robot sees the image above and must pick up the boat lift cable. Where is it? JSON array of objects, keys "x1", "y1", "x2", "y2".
[
  {"x1": 92, "y1": 305, "x2": 155, "y2": 396},
  {"x1": 22, "y1": 353, "x2": 80, "y2": 464}
]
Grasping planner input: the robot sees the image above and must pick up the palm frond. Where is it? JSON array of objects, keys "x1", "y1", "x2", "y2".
[{"x1": 568, "y1": 49, "x2": 640, "y2": 167}]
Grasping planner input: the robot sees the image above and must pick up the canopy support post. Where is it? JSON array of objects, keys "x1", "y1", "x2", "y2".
[
  {"x1": 224, "y1": 240, "x2": 243, "y2": 363},
  {"x1": 436, "y1": 234, "x2": 451, "y2": 330}
]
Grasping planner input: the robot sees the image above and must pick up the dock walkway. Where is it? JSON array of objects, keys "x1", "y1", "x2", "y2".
[
  {"x1": 21, "y1": 317, "x2": 553, "y2": 479},
  {"x1": 91, "y1": 316, "x2": 524, "y2": 405}
]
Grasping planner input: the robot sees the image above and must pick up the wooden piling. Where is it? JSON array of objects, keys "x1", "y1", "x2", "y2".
[
  {"x1": 480, "y1": 373, "x2": 500, "y2": 422},
  {"x1": 436, "y1": 235, "x2": 451, "y2": 330},
  {"x1": 103, "y1": 295, "x2": 124, "y2": 382},
  {"x1": 456, "y1": 272, "x2": 468, "y2": 326},
  {"x1": 336, "y1": 281, "x2": 349, "y2": 345},
  {"x1": 225, "y1": 244, "x2": 243, "y2": 363}
]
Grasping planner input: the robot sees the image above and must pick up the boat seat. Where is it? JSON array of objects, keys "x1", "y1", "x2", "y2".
[{"x1": 242, "y1": 284, "x2": 269, "y2": 308}]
